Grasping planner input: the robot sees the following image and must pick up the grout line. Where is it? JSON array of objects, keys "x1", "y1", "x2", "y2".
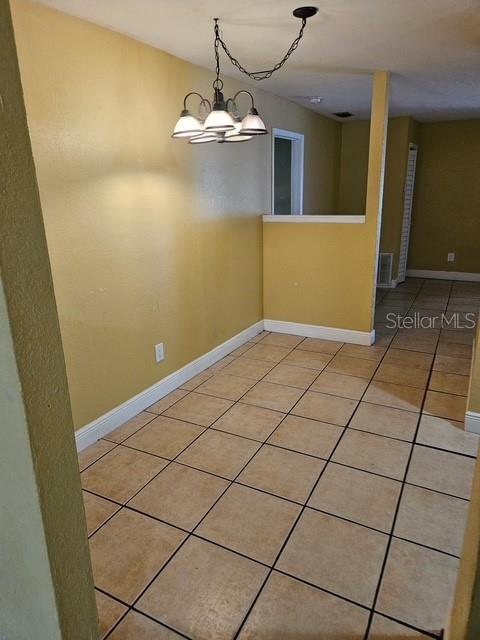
[
  {"x1": 362, "y1": 277, "x2": 452, "y2": 640},
  {"x1": 86, "y1": 278, "x2": 477, "y2": 640},
  {"x1": 232, "y1": 310, "x2": 402, "y2": 639}
]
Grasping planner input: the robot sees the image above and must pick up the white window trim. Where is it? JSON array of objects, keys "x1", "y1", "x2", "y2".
[{"x1": 271, "y1": 128, "x2": 304, "y2": 215}]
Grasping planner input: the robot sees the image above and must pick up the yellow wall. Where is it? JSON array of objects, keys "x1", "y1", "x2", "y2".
[
  {"x1": 409, "y1": 120, "x2": 480, "y2": 273},
  {"x1": 11, "y1": 0, "x2": 340, "y2": 428},
  {"x1": 336, "y1": 120, "x2": 370, "y2": 214},
  {"x1": 264, "y1": 72, "x2": 389, "y2": 334}
]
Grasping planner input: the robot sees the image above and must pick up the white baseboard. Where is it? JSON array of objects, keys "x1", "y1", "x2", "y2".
[
  {"x1": 407, "y1": 269, "x2": 480, "y2": 282},
  {"x1": 465, "y1": 411, "x2": 480, "y2": 435},
  {"x1": 75, "y1": 320, "x2": 264, "y2": 451},
  {"x1": 76, "y1": 318, "x2": 376, "y2": 450},
  {"x1": 263, "y1": 319, "x2": 375, "y2": 345}
]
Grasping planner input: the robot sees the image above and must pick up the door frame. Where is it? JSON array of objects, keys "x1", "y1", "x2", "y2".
[{"x1": 271, "y1": 128, "x2": 304, "y2": 215}]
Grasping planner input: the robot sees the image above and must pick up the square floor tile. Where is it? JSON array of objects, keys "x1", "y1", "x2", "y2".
[
  {"x1": 197, "y1": 483, "x2": 300, "y2": 564},
  {"x1": 299, "y1": 338, "x2": 344, "y2": 354},
  {"x1": 124, "y1": 416, "x2": 204, "y2": 459},
  {"x1": 223, "y1": 357, "x2": 275, "y2": 380},
  {"x1": 137, "y1": 537, "x2": 268, "y2": 640},
  {"x1": 78, "y1": 440, "x2": 116, "y2": 472},
  {"x1": 229, "y1": 343, "x2": 256, "y2": 358},
  {"x1": 195, "y1": 373, "x2": 255, "y2": 401},
  {"x1": 416, "y1": 414, "x2": 479, "y2": 456},
  {"x1": 241, "y1": 381, "x2": 304, "y2": 413},
  {"x1": 326, "y1": 354, "x2": 378, "y2": 379},
  {"x1": 245, "y1": 343, "x2": 292, "y2": 363},
  {"x1": 105, "y1": 412, "x2": 157, "y2": 444},
  {"x1": 147, "y1": 389, "x2": 189, "y2": 414},
  {"x1": 282, "y1": 349, "x2": 332, "y2": 370},
  {"x1": 423, "y1": 390, "x2": 467, "y2": 422},
  {"x1": 382, "y1": 348, "x2": 433, "y2": 370},
  {"x1": 83, "y1": 491, "x2": 120, "y2": 536},
  {"x1": 433, "y1": 355, "x2": 471, "y2": 376},
  {"x1": 180, "y1": 370, "x2": 214, "y2": 391},
  {"x1": 95, "y1": 590, "x2": 127, "y2": 639},
  {"x1": 439, "y1": 329, "x2": 475, "y2": 346},
  {"x1": 213, "y1": 402, "x2": 284, "y2": 442},
  {"x1": 394, "y1": 484, "x2": 469, "y2": 556},
  {"x1": 368, "y1": 614, "x2": 432, "y2": 639},
  {"x1": 209, "y1": 355, "x2": 236, "y2": 371},
  {"x1": 177, "y1": 429, "x2": 260, "y2": 479},
  {"x1": 238, "y1": 571, "x2": 369, "y2": 639},
  {"x1": 264, "y1": 363, "x2": 319, "y2": 389},
  {"x1": 339, "y1": 343, "x2": 386, "y2": 362},
  {"x1": 237, "y1": 444, "x2": 325, "y2": 503},
  {"x1": 308, "y1": 463, "x2": 401, "y2": 532},
  {"x1": 376, "y1": 538, "x2": 459, "y2": 633},
  {"x1": 436, "y1": 342, "x2": 473, "y2": 358},
  {"x1": 311, "y1": 371, "x2": 369, "y2": 400},
  {"x1": 363, "y1": 381, "x2": 424, "y2": 412},
  {"x1": 109, "y1": 610, "x2": 184, "y2": 639},
  {"x1": 374, "y1": 363, "x2": 430, "y2": 389},
  {"x1": 349, "y1": 402, "x2": 418, "y2": 441},
  {"x1": 81, "y1": 446, "x2": 168, "y2": 503},
  {"x1": 89, "y1": 509, "x2": 186, "y2": 603},
  {"x1": 277, "y1": 509, "x2": 388, "y2": 607},
  {"x1": 164, "y1": 392, "x2": 233, "y2": 427},
  {"x1": 261, "y1": 333, "x2": 304, "y2": 348},
  {"x1": 333, "y1": 430, "x2": 412, "y2": 480},
  {"x1": 129, "y1": 462, "x2": 229, "y2": 530},
  {"x1": 429, "y1": 371, "x2": 469, "y2": 396},
  {"x1": 267, "y1": 414, "x2": 342, "y2": 459},
  {"x1": 292, "y1": 391, "x2": 357, "y2": 426},
  {"x1": 407, "y1": 445, "x2": 475, "y2": 499}
]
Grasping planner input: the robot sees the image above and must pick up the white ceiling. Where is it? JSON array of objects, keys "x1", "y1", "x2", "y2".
[{"x1": 35, "y1": 0, "x2": 480, "y2": 121}]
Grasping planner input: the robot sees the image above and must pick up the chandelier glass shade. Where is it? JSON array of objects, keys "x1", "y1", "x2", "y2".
[{"x1": 171, "y1": 7, "x2": 318, "y2": 146}]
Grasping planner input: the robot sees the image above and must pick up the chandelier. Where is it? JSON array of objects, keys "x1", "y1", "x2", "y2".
[{"x1": 172, "y1": 7, "x2": 319, "y2": 144}]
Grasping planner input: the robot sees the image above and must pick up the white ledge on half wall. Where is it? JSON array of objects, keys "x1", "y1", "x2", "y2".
[{"x1": 263, "y1": 214, "x2": 366, "y2": 223}]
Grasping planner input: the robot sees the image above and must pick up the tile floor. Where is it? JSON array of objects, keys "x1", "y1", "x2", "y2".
[{"x1": 79, "y1": 277, "x2": 480, "y2": 639}]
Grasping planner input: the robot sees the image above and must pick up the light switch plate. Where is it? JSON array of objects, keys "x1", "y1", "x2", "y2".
[{"x1": 155, "y1": 343, "x2": 164, "y2": 363}]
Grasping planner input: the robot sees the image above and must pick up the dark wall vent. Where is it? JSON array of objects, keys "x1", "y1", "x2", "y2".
[{"x1": 333, "y1": 111, "x2": 354, "y2": 118}]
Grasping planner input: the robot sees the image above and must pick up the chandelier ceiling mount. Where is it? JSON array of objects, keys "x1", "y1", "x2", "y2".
[{"x1": 172, "y1": 7, "x2": 319, "y2": 145}]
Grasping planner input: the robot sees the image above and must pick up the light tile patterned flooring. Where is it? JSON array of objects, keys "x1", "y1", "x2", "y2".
[{"x1": 79, "y1": 278, "x2": 480, "y2": 639}]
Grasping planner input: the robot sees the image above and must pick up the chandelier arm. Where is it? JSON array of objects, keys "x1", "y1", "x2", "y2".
[
  {"x1": 183, "y1": 91, "x2": 208, "y2": 110},
  {"x1": 215, "y1": 18, "x2": 307, "y2": 82}
]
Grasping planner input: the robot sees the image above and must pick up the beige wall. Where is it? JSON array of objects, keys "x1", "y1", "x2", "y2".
[
  {"x1": 409, "y1": 120, "x2": 480, "y2": 273},
  {"x1": 12, "y1": 0, "x2": 339, "y2": 428},
  {"x1": 336, "y1": 120, "x2": 370, "y2": 214}
]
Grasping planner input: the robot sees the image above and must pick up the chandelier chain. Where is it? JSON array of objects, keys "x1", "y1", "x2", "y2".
[{"x1": 214, "y1": 18, "x2": 307, "y2": 82}]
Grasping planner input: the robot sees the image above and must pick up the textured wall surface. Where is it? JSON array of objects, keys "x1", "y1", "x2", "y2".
[
  {"x1": 0, "y1": 0, "x2": 97, "y2": 637},
  {"x1": 264, "y1": 72, "x2": 389, "y2": 334},
  {"x1": 409, "y1": 120, "x2": 480, "y2": 273},
  {"x1": 12, "y1": 0, "x2": 340, "y2": 428}
]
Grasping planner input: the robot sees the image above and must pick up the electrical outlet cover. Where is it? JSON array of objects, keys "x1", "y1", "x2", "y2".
[{"x1": 447, "y1": 252, "x2": 455, "y2": 263}]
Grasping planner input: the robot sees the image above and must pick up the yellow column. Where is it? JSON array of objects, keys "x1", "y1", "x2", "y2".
[
  {"x1": 0, "y1": 1, "x2": 98, "y2": 638},
  {"x1": 365, "y1": 71, "x2": 390, "y2": 333}
]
